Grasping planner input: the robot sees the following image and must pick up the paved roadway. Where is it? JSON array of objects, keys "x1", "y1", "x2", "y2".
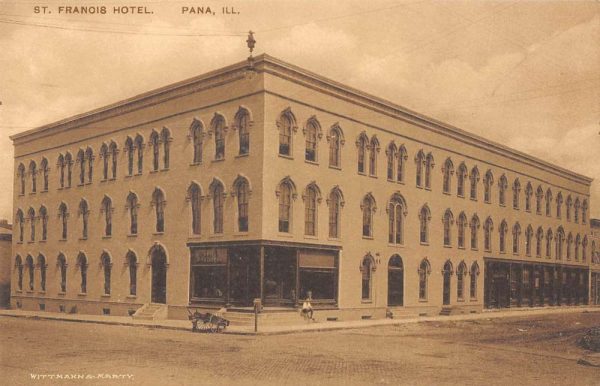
[{"x1": 1, "y1": 312, "x2": 599, "y2": 385}]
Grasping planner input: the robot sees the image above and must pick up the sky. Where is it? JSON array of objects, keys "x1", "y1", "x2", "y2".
[{"x1": 0, "y1": 0, "x2": 599, "y2": 222}]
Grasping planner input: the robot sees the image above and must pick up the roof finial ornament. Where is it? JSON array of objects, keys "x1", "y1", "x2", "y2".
[
  {"x1": 246, "y1": 30, "x2": 256, "y2": 58},
  {"x1": 245, "y1": 30, "x2": 257, "y2": 79}
]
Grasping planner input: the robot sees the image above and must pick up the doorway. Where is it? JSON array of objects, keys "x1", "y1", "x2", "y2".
[
  {"x1": 151, "y1": 246, "x2": 167, "y2": 304},
  {"x1": 387, "y1": 255, "x2": 404, "y2": 306},
  {"x1": 442, "y1": 260, "x2": 452, "y2": 306}
]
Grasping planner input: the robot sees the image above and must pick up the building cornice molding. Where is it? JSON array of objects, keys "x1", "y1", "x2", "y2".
[{"x1": 11, "y1": 53, "x2": 592, "y2": 186}]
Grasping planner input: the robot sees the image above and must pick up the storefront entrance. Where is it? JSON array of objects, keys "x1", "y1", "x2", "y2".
[
  {"x1": 485, "y1": 258, "x2": 589, "y2": 309},
  {"x1": 188, "y1": 242, "x2": 339, "y2": 308}
]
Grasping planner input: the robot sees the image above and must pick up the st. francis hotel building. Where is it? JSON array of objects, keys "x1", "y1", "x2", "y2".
[{"x1": 10, "y1": 55, "x2": 596, "y2": 321}]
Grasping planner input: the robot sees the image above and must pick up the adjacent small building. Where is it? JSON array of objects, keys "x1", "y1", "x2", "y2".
[
  {"x1": 0, "y1": 220, "x2": 13, "y2": 307},
  {"x1": 590, "y1": 219, "x2": 600, "y2": 305}
]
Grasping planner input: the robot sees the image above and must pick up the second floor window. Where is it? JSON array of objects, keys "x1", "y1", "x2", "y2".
[
  {"x1": 361, "y1": 194, "x2": 375, "y2": 238},
  {"x1": 152, "y1": 188, "x2": 166, "y2": 233}
]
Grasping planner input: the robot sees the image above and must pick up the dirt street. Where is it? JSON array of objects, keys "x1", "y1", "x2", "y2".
[{"x1": 1, "y1": 311, "x2": 599, "y2": 385}]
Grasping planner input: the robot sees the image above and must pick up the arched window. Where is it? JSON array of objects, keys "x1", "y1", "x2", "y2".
[
  {"x1": 582, "y1": 200, "x2": 588, "y2": 224},
  {"x1": 58, "y1": 202, "x2": 68, "y2": 240},
  {"x1": 212, "y1": 115, "x2": 226, "y2": 160},
  {"x1": 582, "y1": 236, "x2": 588, "y2": 262},
  {"x1": 278, "y1": 178, "x2": 295, "y2": 233},
  {"x1": 17, "y1": 163, "x2": 26, "y2": 195},
  {"x1": 27, "y1": 207, "x2": 35, "y2": 242},
  {"x1": 545, "y1": 188, "x2": 553, "y2": 216},
  {"x1": 188, "y1": 183, "x2": 202, "y2": 235},
  {"x1": 328, "y1": 187, "x2": 343, "y2": 238},
  {"x1": 77, "y1": 149, "x2": 85, "y2": 185},
  {"x1": 470, "y1": 262, "x2": 480, "y2": 299},
  {"x1": 64, "y1": 152, "x2": 72, "y2": 188},
  {"x1": 211, "y1": 180, "x2": 224, "y2": 234},
  {"x1": 126, "y1": 192, "x2": 139, "y2": 235},
  {"x1": 570, "y1": 233, "x2": 576, "y2": 260},
  {"x1": 304, "y1": 183, "x2": 320, "y2": 236},
  {"x1": 418, "y1": 259, "x2": 431, "y2": 301},
  {"x1": 278, "y1": 109, "x2": 295, "y2": 156},
  {"x1": 388, "y1": 193, "x2": 406, "y2": 245},
  {"x1": 29, "y1": 161, "x2": 37, "y2": 193},
  {"x1": 100, "y1": 143, "x2": 109, "y2": 180},
  {"x1": 556, "y1": 227, "x2": 564, "y2": 260},
  {"x1": 25, "y1": 255, "x2": 34, "y2": 291},
  {"x1": 457, "y1": 261, "x2": 467, "y2": 301},
  {"x1": 57, "y1": 253, "x2": 67, "y2": 293},
  {"x1": 39, "y1": 206, "x2": 48, "y2": 241},
  {"x1": 536, "y1": 186, "x2": 544, "y2": 214},
  {"x1": 150, "y1": 131, "x2": 160, "y2": 171},
  {"x1": 546, "y1": 229, "x2": 553, "y2": 258},
  {"x1": 161, "y1": 128, "x2": 171, "y2": 169},
  {"x1": 388, "y1": 255, "x2": 404, "y2": 306},
  {"x1": 15, "y1": 209, "x2": 24, "y2": 243},
  {"x1": 125, "y1": 137, "x2": 134, "y2": 176},
  {"x1": 152, "y1": 188, "x2": 166, "y2": 233},
  {"x1": 574, "y1": 198, "x2": 580, "y2": 223},
  {"x1": 535, "y1": 228, "x2": 544, "y2": 257},
  {"x1": 499, "y1": 220, "x2": 508, "y2": 253},
  {"x1": 135, "y1": 134, "x2": 144, "y2": 174},
  {"x1": 425, "y1": 153, "x2": 434, "y2": 189},
  {"x1": 190, "y1": 120, "x2": 203, "y2": 164},
  {"x1": 396, "y1": 145, "x2": 408, "y2": 182},
  {"x1": 101, "y1": 196, "x2": 113, "y2": 237},
  {"x1": 85, "y1": 147, "x2": 93, "y2": 183},
  {"x1": 470, "y1": 215, "x2": 480, "y2": 250},
  {"x1": 15, "y1": 255, "x2": 23, "y2": 291},
  {"x1": 235, "y1": 178, "x2": 250, "y2": 232},
  {"x1": 108, "y1": 141, "x2": 117, "y2": 179},
  {"x1": 57, "y1": 155, "x2": 65, "y2": 189},
  {"x1": 556, "y1": 192, "x2": 563, "y2": 218},
  {"x1": 386, "y1": 142, "x2": 397, "y2": 180},
  {"x1": 443, "y1": 209, "x2": 454, "y2": 247},
  {"x1": 484, "y1": 170, "x2": 493, "y2": 203},
  {"x1": 77, "y1": 253, "x2": 88, "y2": 294},
  {"x1": 361, "y1": 194, "x2": 376, "y2": 238},
  {"x1": 457, "y1": 163, "x2": 467, "y2": 197},
  {"x1": 512, "y1": 223, "x2": 521, "y2": 254},
  {"x1": 415, "y1": 150, "x2": 425, "y2": 187},
  {"x1": 360, "y1": 254, "x2": 375, "y2": 301},
  {"x1": 357, "y1": 133, "x2": 368, "y2": 174},
  {"x1": 78, "y1": 199, "x2": 89, "y2": 239},
  {"x1": 304, "y1": 117, "x2": 320, "y2": 162},
  {"x1": 328, "y1": 125, "x2": 343, "y2": 168},
  {"x1": 442, "y1": 158, "x2": 454, "y2": 194},
  {"x1": 419, "y1": 205, "x2": 431, "y2": 244},
  {"x1": 512, "y1": 179, "x2": 521, "y2": 209},
  {"x1": 498, "y1": 175, "x2": 508, "y2": 206},
  {"x1": 525, "y1": 182, "x2": 533, "y2": 212},
  {"x1": 236, "y1": 108, "x2": 250, "y2": 155},
  {"x1": 127, "y1": 251, "x2": 137, "y2": 296},
  {"x1": 525, "y1": 225, "x2": 533, "y2": 256},
  {"x1": 470, "y1": 166, "x2": 479, "y2": 200},
  {"x1": 369, "y1": 136, "x2": 379, "y2": 176},
  {"x1": 483, "y1": 217, "x2": 494, "y2": 252},
  {"x1": 38, "y1": 254, "x2": 47, "y2": 291},
  {"x1": 101, "y1": 253, "x2": 111, "y2": 295},
  {"x1": 457, "y1": 212, "x2": 467, "y2": 248}
]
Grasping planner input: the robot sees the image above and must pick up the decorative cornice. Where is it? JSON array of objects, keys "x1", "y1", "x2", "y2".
[{"x1": 10, "y1": 54, "x2": 593, "y2": 185}]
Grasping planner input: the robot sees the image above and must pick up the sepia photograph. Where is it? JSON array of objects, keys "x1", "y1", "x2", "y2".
[{"x1": 0, "y1": 0, "x2": 599, "y2": 385}]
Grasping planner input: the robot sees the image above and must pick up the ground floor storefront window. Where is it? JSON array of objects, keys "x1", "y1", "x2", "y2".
[
  {"x1": 592, "y1": 272, "x2": 600, "y2": 305},
  {"x1": 189, "y1": 242, "x2": 339, "y2": 307},
  {"x1": 485, "y1": 258, "x2": 589, "y2": 309}
]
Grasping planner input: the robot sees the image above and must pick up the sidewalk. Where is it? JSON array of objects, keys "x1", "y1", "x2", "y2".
[{"x1": 1, "y1": 306, "x2": 599, "y2": 336}]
